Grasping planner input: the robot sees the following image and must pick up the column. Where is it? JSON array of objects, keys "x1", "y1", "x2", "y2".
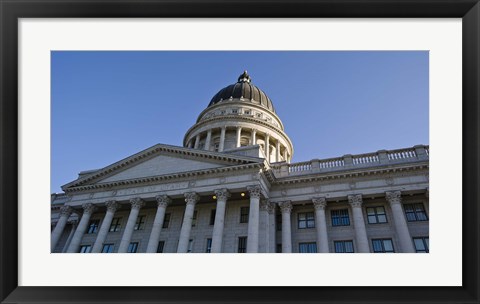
[
  {"x1": 204, "y1": 130, "x2": 212, "y2": 151},
  {"x1": 177, "y1": 192, "x2": 200, "y2": 252},
  {"x1": 348, "y1": 194, "x2": 370, "y2": 253},
  {"x1": 283, "y1": 149, "x2": 288, "y2": 162},
  {"x1": 51, "y1": 205, "x2": 72, "y2": 251},
  {"x1": 259, "y1": 199, "x2": 270, "y2": 253},
  {"x1": 246, "y1": 185, "x2": 262, "y2": 253},
  {"x1": 67, "y1": 203, "x2": 96, "y2": 253},
  {"x1": 219, "y1": 127, "x2": 226, "y2": 152},
  {"x1": 118, "y1": 198, "x2": 145, "y2": 253},
  {"x1": 61, "y1": 220, "x2": 77, "y2": 253},
  {"x1": 188, "y1": 140, "x2": 193, "y2": 148},
  {"x1": 386, "y1": 191, "x2": 415, "y2": 253},
  {"x1": 236, "y1": 127, "x2": 242, "y2": 148},
  {"x1": 91, "y1": 201, "x2": 119, "y2": 253},
  {"x1": 313, "y1": 197, "x2": 329, "y2": 253},
  {"x1": 265, "y1": 133, "x2": 270, "y2": 162},
  {"x1": 251, "y1": 129, "x2": 257, "y2": 145},
  {"x1": 146, "y1": 195, "x2": 171, "y2": 253},
  {"x1": 279, "y1": 201, "x2": 293, "y2": 253},
  {"x1": 194, "y1": 134, "x2": 201, "y2": 149},
  {"x1": 268, "y1": 203, "x2": 276, "y2": 253},
  {"x1": 276, "y1": 141, "x2": 281, "y2": 163},
  {"x1": 211, "y1": 189, "x2": 230, "y2": 253}
]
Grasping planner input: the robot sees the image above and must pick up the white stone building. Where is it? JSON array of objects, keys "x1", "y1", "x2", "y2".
[{"x1": 51, "y1": 71, "x2": 429, "y2": 254}]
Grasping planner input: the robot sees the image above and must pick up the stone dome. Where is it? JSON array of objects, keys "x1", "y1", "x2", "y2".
[{"x1": 208, "y1": 71, "x2": 276, "y2": 113}]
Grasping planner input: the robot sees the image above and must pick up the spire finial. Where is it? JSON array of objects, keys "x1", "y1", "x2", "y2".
[{"x1": 238, "y1": 70, "x2": 251, "y2": 83}]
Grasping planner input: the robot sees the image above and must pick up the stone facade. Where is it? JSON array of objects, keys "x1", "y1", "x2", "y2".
[{"x1": 51, "y1": 72, "x2": 429, "y2": 253}]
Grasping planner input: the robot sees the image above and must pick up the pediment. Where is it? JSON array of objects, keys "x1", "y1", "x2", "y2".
[{"x1": 62, "y1": 143, "x2": 263, "y2": 191}]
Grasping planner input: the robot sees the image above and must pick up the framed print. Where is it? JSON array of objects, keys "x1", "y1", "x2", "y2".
[{"x1": 1, "y1": 0, "x2": 479, "y2": 303}]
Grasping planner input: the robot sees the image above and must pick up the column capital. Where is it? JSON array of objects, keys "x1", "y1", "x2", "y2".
[
  {"x1": 260, "y1": 199, "x2": 271, "y2": 213},
  {"x1": 214, "y1": 189, "x2": 230, "y2": 201},
  {"x1": 130, "y1": 197, "x2": 145, "y2": 210},
  {"x1": 156, "y1": 195, "x2": 172, "y2": 208},
  {"x1": 105, "y1": 200, "x2": 119, "y2": 212},
  {"x1": 312, "y1": 197, "x2": 327, "y2": 210},
  {"x1": 82, "y1": 203, "x2": 96, "y2": 215},
  {"x1": 348, "y1": 194, "x2": 363, "y2": 208},
  {"x1": 386, "y1": 191, "x2": 402, "y2": 205},
  {"x1": 247, "y1": 185, "x2": 262, "y2": 198},
  {"x1": 59, "y1": 205, "x2": 73, "y2": 216},
  {"x1": 278, "y1": 201, "x2": 293, "y2": 213},
  {"x1": 184, "y1": 192, "x2": 200, "y2": 206}
]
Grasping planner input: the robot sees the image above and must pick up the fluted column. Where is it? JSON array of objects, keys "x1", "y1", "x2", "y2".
[
  {"x1": 211, "y1": 189, "x2": 230, "y2": 253},
  {"x1": 246, "y1": 185, "x2": 262, "y2": 253},
  {"x1": 204, "y1": 130, "x2": 212, "y2": 151},
  {"x1": 177, "y1": 192, "x2": 200, "y2": 252},
  {"x1": 313, "y1": 197, "x2": 329, "y2": 253},
  {"x1": 275, "y1": 141, "x2": 281, "y2": 163},
  {"x1": 236, "y1": 127, "x2": 242, "y2": 148},
  {"x1": 91, "y1": 201, "x2": 119, "y2": 253},
  {"x1": 194, "y1": 134, "x2": 201, "y2": 149},
  {"x1": 268, "y1": 203, "x2": 276, "y2": 253},
  {"x1": 251, "y1": 129, "x2": 257, "y2": 145},
  {"x1": 118, "y1": 198, "x2": 145, "y2": 253},
  {"x1": 219, "y1": 127, "x2": 226, "y2": 152},
  {"x1": 265, "y1": 133, "x2": 270, "y2": 162},
  {"x1": 146, "y1": 195, "x2": 171, "y2": 253},
  {"x1": 348, "y1": 195, "x2": 370, "y2": 253},
  {"x1": 51, "y1": 205, "x2": 72, "y2": 251},
  {"x1": 259, "y1": 199, "x2": 270, "y2": 253},
  {"x1": 386, "y1": 191, "x2": 415, "y2": 252},
  {"x1": 279, "y1": 201, "x2": 293, "y2": 253},
  {"x1": 67, "y1": 203, "x2": 96, "y2": 253}
]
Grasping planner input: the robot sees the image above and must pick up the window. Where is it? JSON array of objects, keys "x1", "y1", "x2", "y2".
[
  {"x1": 214, "y1": 143, "x2": 220, "y2": 152},
  {"x1": 413, "y1": 237, "x2": 429, "y2": 253},
  {"x1": 256, "y1": 113, "x2": 262, "y2": 118},
  {"x1": 232, "y1": 109, "x2": 238, "y2": 114},
  {"x1": 238, "y1": 237, "x2": 247, "y2": 253},
  {"x1": 79, "y1": 245, "x2": 91, "y2": 253},
  {"x1": 162, "y1": 213, "x2": 171, "y2": 229},
  {"x1": 192, "y1": 211, "x2": 198, "y2": 227},
  {"x1": 87, "y1": 219, "x2": 100, "y2": 234},
  {"x1": 134, "y1": 215, "x2": 146, "y2": 230},
  {"x1": 372, "y1": 239, "x2": 395, "y2": 253},
  {"x1": 109, "y1": 217, "x2": 121, "y2": 232},
  {"x1": 298, "y1": 212, "x2": 315, "y2": 229},
  {"x1": 187, "y1": 239, "x2": 193, "y2": 253},
  {"x1": 276, "y1": 244, "x2": 282, "y2": 253},
  {"x1": 157, "y1": 241, "x2": 165, "y2": 253},
  {"x1": 102, "y1": 244, "x2": 114, "y2": 253},
  {"x1": 240, "y1": 207, "x2": 249, "y2": 223},
  {"x1": 334, "y1": 240, "x2": 354, "y2": 253},
  {"x1": 244, "y1": 110, "x2": 251, "y2": 115},
  {"x1": 206, "y1": 238, "x2": 212, "y2": 253},
  {"x1": 299, "y1": 242, "x2": 317, "y2": 253},
  {"x1": 331, "y1": 209, "x2": 350, "y2": 226},
  {"x1": 210, "y1": 209, "x2": 216, "y2": 225},
  {"x1": 276, "y1": 213, "x2": 282, "y2": 231},
  {"x1": 403, "y1": 203, "x2": 428, "y2": 221},
  {"x1": 127, "y1": 242, "x2": 139, "y2": 253},
  {"x1": 366, "y1": 206, "x2": 388, "y2": 224}
]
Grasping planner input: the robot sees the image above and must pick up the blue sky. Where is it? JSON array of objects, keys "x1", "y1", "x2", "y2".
[{"x1": 51, "y1": 51, "x2": 428, "y2": 193}]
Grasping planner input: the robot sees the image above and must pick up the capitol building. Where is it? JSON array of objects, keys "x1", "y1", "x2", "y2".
[{"x1": 51, "y1": 71, "x2": 429, "y2": 254}]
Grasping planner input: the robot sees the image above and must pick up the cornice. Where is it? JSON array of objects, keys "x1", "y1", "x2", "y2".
[
  {"x1": 62, "y1": 143, "x2": 264, "y2": 191},
  {"x1": 64, "y1": 162, "x2": 265, "y2": 194}
]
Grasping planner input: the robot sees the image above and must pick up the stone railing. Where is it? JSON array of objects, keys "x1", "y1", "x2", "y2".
[{"x1": 271, "y1": 145, "x2": 429, "y2": 177}]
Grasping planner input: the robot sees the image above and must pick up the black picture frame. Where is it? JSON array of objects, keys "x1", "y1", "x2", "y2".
[{"x1": 1, "y1": 1, "x2": 479, "y2": 303}]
